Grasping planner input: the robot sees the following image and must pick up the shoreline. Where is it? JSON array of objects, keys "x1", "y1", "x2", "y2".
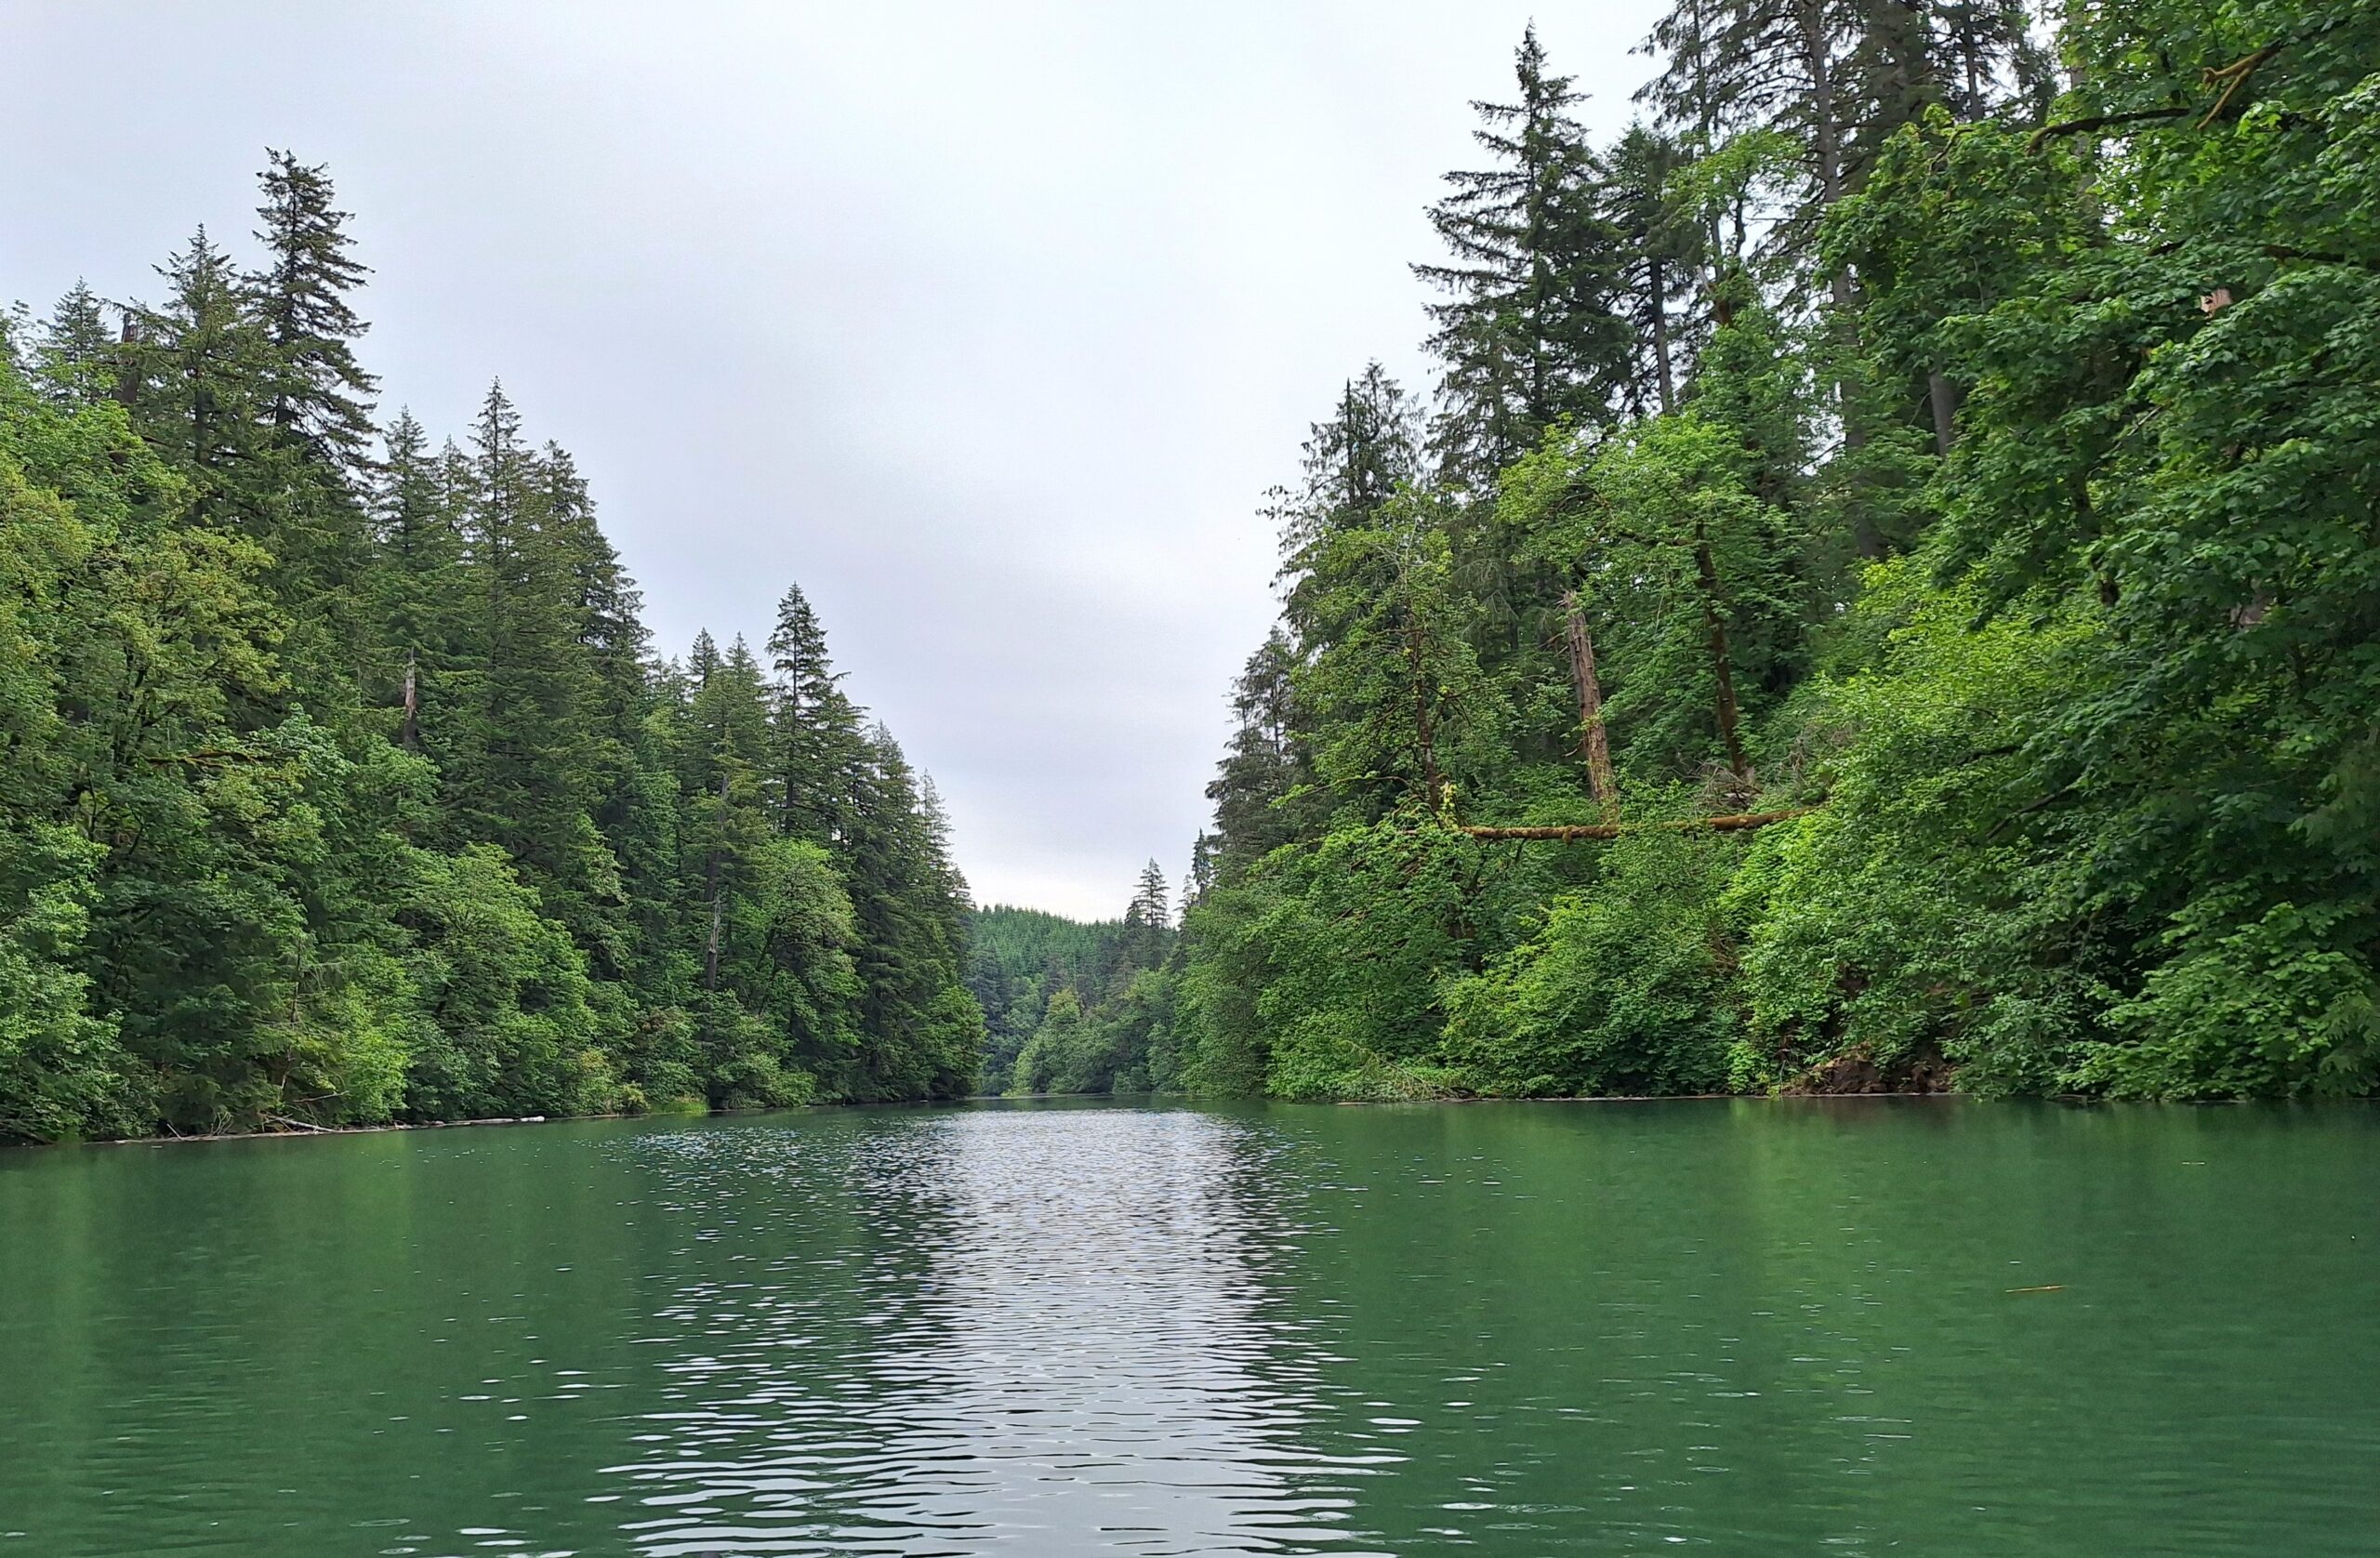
[
  {"x1": 19, "y1": 1089, "x2": 2351, "y2": 1151},
  {"x1": 21, "y1": 1088, "x2": 2335, "y2": 1154}
]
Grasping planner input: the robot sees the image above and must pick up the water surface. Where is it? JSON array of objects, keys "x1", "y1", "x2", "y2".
[{"x1": 3, "y1": 1099, "x2": 2374, "y2": 1554}]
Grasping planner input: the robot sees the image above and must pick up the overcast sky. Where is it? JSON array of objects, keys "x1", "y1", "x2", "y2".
[{"x1": 5, "y1": 1, "x2": 1670, "y2": 920}]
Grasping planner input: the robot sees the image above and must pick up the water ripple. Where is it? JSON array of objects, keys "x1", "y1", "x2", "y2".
[
  {"x1": 599, "y1": 1109, "x2": 1393, "y2": 1556},
  {"x1": 7, "y1": 1100, "x2": 2378, "y2": 1556}
]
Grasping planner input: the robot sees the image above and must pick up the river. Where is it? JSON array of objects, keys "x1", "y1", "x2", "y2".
[{"x1": 2, "y1": 1099, "x2": 2374, "y2": 1554}]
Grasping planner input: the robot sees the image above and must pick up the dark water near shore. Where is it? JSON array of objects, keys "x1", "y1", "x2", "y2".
[{"x1": 3, "y1": 1099, "x2": 2376, "y2": 1555}]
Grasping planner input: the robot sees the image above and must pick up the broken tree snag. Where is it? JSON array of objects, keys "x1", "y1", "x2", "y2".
[
  {"x1": 113, "y1": 319, "x2": 143, "y2": 410},
  {"x1": 399, "y1": 650, "x2": 420, "y2": 752},
  {"x1": 1461, "y1": 808, "x2": 1815, "y2": 843},
  {"x1": 1690, "y1": 519, "x2": 1752, "y2": 784},
  {"x1": 2197, "y1": 41, "x2": 2281, "y2": 127},
  {"x1": 1561, "y1": 590, "x2": 1620, "y2": 823}
]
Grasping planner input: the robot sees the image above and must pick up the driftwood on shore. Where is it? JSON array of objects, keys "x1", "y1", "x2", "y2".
[{"x1": 106, "y1": 1113, "x2": 558, "y2": 1148}]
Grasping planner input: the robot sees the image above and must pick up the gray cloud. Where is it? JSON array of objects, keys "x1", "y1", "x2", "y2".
[{"x1": 3, "y1": 0, "x2": 1667, "y2": 918}]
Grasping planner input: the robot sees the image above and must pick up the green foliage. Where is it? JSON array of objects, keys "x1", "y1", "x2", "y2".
[
  {"x1": 397, "y1": 844, "x2": 615, "y2": 1121},
  {"x1": 1728, "y1": 561, "x2": 2111, "y2": 1095},
  {"x1": 0, "y1": 158, "x2": 984, "y2": 1142},
  {"x1": 1448, "y1": 827, "x2": 1745, "y2": 1097},
  {"x1": 1010, "y1": 988, "x2": 1095, "y2": 1095},
  {"x1": 1167, "y1": 884, "x2": 1276, "y2": 1097},
  {"x1": 1417, "y1": 25, "x2": 1634, "y2": 488},
  {"x1": 0, "y1": 830, "x2": 142, "y2": 1142},
  {"x1": 966, "y1": 865, "x2": 1179, "y2": 1097},
  {"x1": 1235, "y1": 821, "x2": 1480, "y2": 1102},
  {"x1": 1172, "y1": 3, "x2": 2380, "y2": 1105},
  {"x1": 9, "y1": 5, "x2": 2376, "y2": 1131}
]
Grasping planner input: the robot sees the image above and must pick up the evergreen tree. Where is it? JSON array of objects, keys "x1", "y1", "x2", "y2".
[
  {"x1": 763, "y1": 581, "x2": 859, "y2": 844},
  {"x1": 250, "y1": 150, "x2": 377, "y2": 469},
  {"x1": 366, "y1": 409, "x2": 464, "y2": 756},
  {"x1": 1929, "y1": 1, "x2": 2052, "y2": 121},
  {"x1": 33, "y1": 282, "x2": 115, "y2": 407},
  {"x1": 1204, "y1": 629, "x2": 1313, "y2": 876},
  {"x1": 681, "y1": 634, "x2": 774, "y2": 1087},
  {"x1": 128, "y1": 228, "x2": 274, "y2": 531},
  {"x1": 537, "y1": 440, "x2": 651, "y2": 977},
  {"x1": 1641, "y1": 0, "x2": 1861, "y2": 281},
  {"x1": 1602, "y1": 127, "x2": 1705, "y2": 416},
  {"x1": 1276, "y1": 364, "x2": 1423, "y2": 654},
  {"x1": 1128, "y1": 861, "x2": 1175, "y2": 946},
  {"x1": 1416, "y1": 27, "x2": 1631, "y2": 491},
  {"x1": 1640, "y1": 0, "x2": 2043, "y2": 297},
  {"x1": 842, "y1": 725, "x2": 977, "y2": 1100},
  {"x1": 446, "y1": 382, "x2": 621, "y2": 955}
]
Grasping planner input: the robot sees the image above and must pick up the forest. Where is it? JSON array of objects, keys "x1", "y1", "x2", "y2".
[
  {"x1": 966, "y1": 865, "x2": 1178, "y2": 1096},
  {"x1": 0, "y1": 158, "x2": 981, "y2": 1142},
  {"x1": 4, "y1": 0, "x2": 2374, "y2": 1142},
  {"x1": 1138, "y1": 0, "x2": 2380, "y2": 1103}
]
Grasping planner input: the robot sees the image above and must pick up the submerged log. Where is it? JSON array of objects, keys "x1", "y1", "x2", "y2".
[{"x1": 1460, "y1": 807, "x2": 1816, "y2": 843}]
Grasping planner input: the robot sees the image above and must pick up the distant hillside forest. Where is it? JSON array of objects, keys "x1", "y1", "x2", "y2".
[
  {"x1": 0, "y1": 158, "x2": 978, "y2": 1142},
  {"x1": 966, "y1": 867, "x2": 1177, "y2": 1096}
]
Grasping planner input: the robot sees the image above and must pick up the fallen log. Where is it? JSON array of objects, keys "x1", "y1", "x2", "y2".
[{"x1": 1461, "y1": 807, "x2": 1816, "y2": 843}]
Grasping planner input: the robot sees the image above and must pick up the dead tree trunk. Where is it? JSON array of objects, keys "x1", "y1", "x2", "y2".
[
  {"x1": 702, "y1": 771, "x2": 729, "y2": 1026},
  {"x1": 113, "y1": 320, "x2": 142, "y2": 410},
  {"x1": 1561, "y1": 590, "x2": 1620, "y2": 822},
  {"x1": 399, "y1": 651, "x2": 420, "y2": 752},
  {"x1": 1690, "y1": 521, "x2": 1752, "y2": 786}
]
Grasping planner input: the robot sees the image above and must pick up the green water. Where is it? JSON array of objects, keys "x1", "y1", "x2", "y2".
[{"x1": 3, "y1": 1100, "x2": 2375, "y2": 1555}]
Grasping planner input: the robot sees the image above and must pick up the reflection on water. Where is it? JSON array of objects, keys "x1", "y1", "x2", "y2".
[
  {"x1": 3, "y1": 1099, "x2": 2378, "y2": 1557},
  {"x1": 602, "y1": 1110, "x2": 1386, "y2": 1555}
]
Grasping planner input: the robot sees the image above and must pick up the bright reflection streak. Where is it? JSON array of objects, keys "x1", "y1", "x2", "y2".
[{"x1": 603, "y1": 1109, "x2": 1396, "y2": 1556}]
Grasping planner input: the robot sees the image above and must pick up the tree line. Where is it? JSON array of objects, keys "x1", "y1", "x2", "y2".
[
  {"x1": 7, "y1": 0, "x2": 2371, "y2": 1131},
  {"x1": 0, "y1": 157, "x2": 981, "y2": 1142},
  {"x1": 966, "y1": 862, "x2": 1179, "y2": 1096},
  {"x1": 1145, "y1": 0, "x2": 2380, "y2": 1102}
]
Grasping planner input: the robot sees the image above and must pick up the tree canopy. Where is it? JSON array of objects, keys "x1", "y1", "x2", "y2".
[
  {"x1": 7, "y1": 0, "x2": 2374, "y2": 1133},
  {"x1": 0, "y1": 162, "x2": 981, "y2": 1141},
  {"x1": 1165, "y1": 0, "x2": 2380, "y2": 1103}
]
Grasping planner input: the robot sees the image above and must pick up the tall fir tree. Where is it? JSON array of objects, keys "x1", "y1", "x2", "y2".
[
  {"x1": 1602, "y1": 126, "x2": 1706, "y2": 416},
  {"x1": 33, "y1": 282, "x2": 115, "y2": 407},
  {"x1": 366, "y1": 409, "x2": 465, "y2": 758},
  {"x1": 250, "y1": 150, "x2": 378, "y2": 470},
  {"x1": 1416, "y1": 26, "x2": 1632, "y2": 492},
  {"x1": 764, "y1": 581, "x2": 861, "y2": 846},
  {"x1": 1276, "y1": 364, "x2": 1424, "y2": 654},
  {"x1": 1204, "y1": 629, "x2": 1315, "y2": 878},
  {"x1": 129, "y1": 228, "x2": 274, "y2": 534},
  {"x1": 447, "y1": 382, "x2": 622, "y2": 956},
  {"x1": 1123, "y1": 859, "x2": 1171, "y2": 964}
]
